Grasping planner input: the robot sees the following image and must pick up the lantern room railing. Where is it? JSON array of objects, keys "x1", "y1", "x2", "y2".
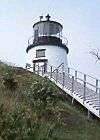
[{"x1": 27, "y1": 34, "x2": 68, "y2": 47}]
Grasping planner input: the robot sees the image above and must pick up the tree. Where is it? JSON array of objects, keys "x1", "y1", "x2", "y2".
[{"x1": 90, "y1": 49, "x2": 100, "y2": 62}]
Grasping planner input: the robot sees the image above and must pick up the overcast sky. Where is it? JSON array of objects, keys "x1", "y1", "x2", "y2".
[{"x1": 0, "y1": 0, "x2": 100, "y2": 78}]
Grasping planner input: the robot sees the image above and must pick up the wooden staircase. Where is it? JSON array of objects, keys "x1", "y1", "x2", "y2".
[{"x1": 26, "y1": 63, "x2": 100, "y2": 118}]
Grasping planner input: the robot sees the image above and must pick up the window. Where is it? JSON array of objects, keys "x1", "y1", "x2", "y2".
[
  {"x1": 34, "y1": 29, "x2": 38, "y2": 40},
  {"x1": 49, "y1": 23, "x2": 54, "y2": 35},
  {"x1": 36, "y1": 49, "x2": 45, "y2": 58}
]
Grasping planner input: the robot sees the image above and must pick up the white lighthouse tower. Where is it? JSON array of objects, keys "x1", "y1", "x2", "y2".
[{"x1": 26, "y1": 14, "x2": 69, "y2": 73}]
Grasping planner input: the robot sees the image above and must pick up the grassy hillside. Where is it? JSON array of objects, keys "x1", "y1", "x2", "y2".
[{"x1": 0, "y1": 63, "x2": 100, "y2": 140}]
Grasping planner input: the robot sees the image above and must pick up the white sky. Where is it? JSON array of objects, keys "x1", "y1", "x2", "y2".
[{"x1": 0, "y1": 0, "x2": 100, "y2": 78}]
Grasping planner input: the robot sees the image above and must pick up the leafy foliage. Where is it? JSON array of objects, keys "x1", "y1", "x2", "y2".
[
  {"x1": 0, "y1": 74, "x2": 61, "y2": 140},
  {"x1": 30, "y1": 77, "x2": 59, "y2": 108},
  {"x1": 3, "y1": 65, "x2": 17, "y2": 91}
]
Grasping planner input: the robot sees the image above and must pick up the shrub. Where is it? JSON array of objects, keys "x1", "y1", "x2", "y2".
[
  {"x1": 29, "y1": 77, "x2": 59, "y2": 109},
  {"x1": 3, "y1": 65, "x2": 17, "y2": 91}
]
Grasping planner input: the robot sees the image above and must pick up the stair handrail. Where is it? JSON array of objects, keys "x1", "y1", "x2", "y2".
[{"x1": 51, "y1": 63, "x2": 64, "y2": 73}]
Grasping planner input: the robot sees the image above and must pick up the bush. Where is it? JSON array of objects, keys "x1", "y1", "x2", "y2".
[
  {"x1": 28, "y1": 77, "x2": 59, "y2": 110},
  {"x1": 3, "y1": 66, "x2": 17, "y2": 91}
]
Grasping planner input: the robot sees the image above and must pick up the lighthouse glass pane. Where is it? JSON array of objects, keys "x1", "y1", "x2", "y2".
[
  {"x1": 49, "y1": 23, "x2": 54, "y2": 35},
  {"x1": 36, "y1": 49, "x2": 45, "y2": 58},
  {"x1": 34, "y1": 29, "x2": 38, "y2": 40}
]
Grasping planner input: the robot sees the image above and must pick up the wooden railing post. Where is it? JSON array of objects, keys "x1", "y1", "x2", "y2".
[
  {"x1": 56, "y1": 69, "x2": 58, "y2": 83},
  {"x1": 42, "y1": 66, "x2": 44, "y2": 76},
  {"x1": 50, "y1": 66, "x2": 52, "y2": 79},
  {"x1": 63, "y1": 72, "x2": 65, "y2": 88},
  {"x1": 62, "y1": 63, "x2": 64, "y2": 73},
  {"x1": 72, "y1": 76, "x2": 74, "y2": 93},
  {"x1": 37, "y1": 63, "x2": 39, "y2": 75},
  {"x1": 33, "y1": 63, "x2": 35, "y2": 73},
  {"x1": 83, "y1": 74, "x2": 86, "y2": 103},
  {"x1": 71, "y1": 76, "x2": 75, "y2": 104},
  {"x1": 36, "y1": 63, "x2": 39, "y2": 75},
  {"x1": 96, "y1": 79, "x2": 98, "y2": 94},
  {"x1": 75, "y1": 70, "x2": 77, "y2": 81},
  {"x1": 68, "y1": 67, "x2": 70, "y2": 75},
  {"x1": 25, "y1": 64, "x2": 27, "y2": 70},
  {"x1": 99, "y1": 88, "x2": 100, "y2": 117}
]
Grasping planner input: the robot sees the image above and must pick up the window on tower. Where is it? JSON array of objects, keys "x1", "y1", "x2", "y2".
[{"x1": 36, "y1": 49, "x2": 46, "y2": 58}]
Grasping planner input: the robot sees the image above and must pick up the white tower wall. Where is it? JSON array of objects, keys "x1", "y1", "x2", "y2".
[{"x1": 27, "y1": 45, "x2": 68, "y2": 71}]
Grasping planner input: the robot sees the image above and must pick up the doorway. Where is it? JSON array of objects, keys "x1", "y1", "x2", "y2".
[{"x1": 33, "y1": 59, "x2": 48, "y2": 74}]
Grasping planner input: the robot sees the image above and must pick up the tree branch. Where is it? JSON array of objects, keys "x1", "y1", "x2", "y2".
[{"x1": 90, "y1": 49, "x2": 100, "y2": 62}]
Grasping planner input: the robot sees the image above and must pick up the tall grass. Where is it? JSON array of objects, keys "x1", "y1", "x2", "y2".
[{"x1": 0, "y1": 64, "x2": 100, "y2": 140}]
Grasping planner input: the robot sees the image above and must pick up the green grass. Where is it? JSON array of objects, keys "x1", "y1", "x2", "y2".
[{"x1": 0, "y1": 63, "x2": 100, "y2": 140}]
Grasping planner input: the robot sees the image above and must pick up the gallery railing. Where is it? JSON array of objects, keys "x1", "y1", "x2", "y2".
[{"x1": 27, "y1": 34, "x2": 68, "y2": 47}]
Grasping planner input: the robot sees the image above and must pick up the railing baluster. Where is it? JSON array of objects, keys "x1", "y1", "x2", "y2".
[
  {"x1": 84, "y1": 74, "x2": 86, "y2": 81},
  {"x1": 42, "y1": 66, "x2": 44, "y2": 76},
  {"x1": 25, "y1": 64, "x2": 27, "y2": 70},
  {"x1": 68, "y1": 67, "x2": 70, "y2": 75},
  {"x1": 71, "y1": 76, "x2": 75, "y2": 104},
  {"x1": 50, "y1": 66, "x2": 52, "y2": 79},
  {"x1": 63, "y1": 72, "x2": 65, "y2": 88},
  {"x1": 33, "y1": 63, "x2": 35, "y2": 73},
  {"x1": 72, "y1": 76, "x2": 74, "y2": 93},
  {"x1": 96, "y1": 79, "x2": 98, "y2": 94},
  {"x1": 38, "y1": 63, "x2": 39, "y2": 75},
  {"x1": 75, "y1": 70, "x2": 77, "y2": 81},
  {"x1": 56, "y1": 69, "x2": 58, "y2": 83},
  {"x1": 99, "y1": 88, "x2": 100, "y2": 117},
  {"x1": 83, "y1": 74, "x2": 86, "y2": 104},
  {"x1": 62, "y1": 63, "x2": 64, "y2": 73}
]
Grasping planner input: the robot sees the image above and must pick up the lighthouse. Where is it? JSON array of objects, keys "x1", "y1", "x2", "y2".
[{"x1": 26, "y1": 14, "x2": 69, "y2": 73}]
